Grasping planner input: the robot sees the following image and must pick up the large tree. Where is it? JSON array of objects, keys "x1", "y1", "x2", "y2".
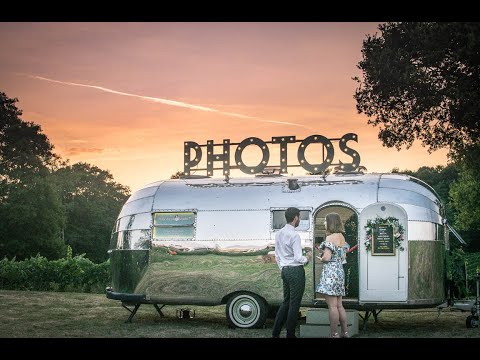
[
  {"x1": 354, "y1": 22, "x2": 480, "y2": 153},
  {"x1": 0, "y1": 92, "x2": 65, "y2": 260},
  {"x1": 53, "y1": 163, "x2": 130, "y2": 263}
]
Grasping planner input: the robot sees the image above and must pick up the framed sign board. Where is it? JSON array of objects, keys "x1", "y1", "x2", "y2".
[{"x1": 372, "y1": 224, "x2": 395, "y2": 256}]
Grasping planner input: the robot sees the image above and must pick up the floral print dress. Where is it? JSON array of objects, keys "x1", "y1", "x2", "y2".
[{"x1": 316, "y1": 241, "x2": 347, "y2": 296}]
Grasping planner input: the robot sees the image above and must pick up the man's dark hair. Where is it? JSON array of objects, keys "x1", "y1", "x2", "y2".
[{"x1": 285, "y1": 207, "x2": 300, "y2": 223}]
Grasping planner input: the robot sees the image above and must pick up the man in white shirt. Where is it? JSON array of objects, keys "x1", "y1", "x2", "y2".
[{"x1": 271, "y1": 207, "x2": 309, "y2": 338}]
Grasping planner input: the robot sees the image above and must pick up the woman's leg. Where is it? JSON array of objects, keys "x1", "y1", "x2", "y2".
[
  {"x1": 324, "y1": 295, "x2": 339, "y2": 337},
  {"x1": 336, "y1": 296, "x2": 348, "y2": 336}
]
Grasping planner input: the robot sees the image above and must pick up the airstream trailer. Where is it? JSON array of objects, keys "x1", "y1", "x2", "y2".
[{"x1": 106, "y1": 172, "x2": 452, "y2": 328}]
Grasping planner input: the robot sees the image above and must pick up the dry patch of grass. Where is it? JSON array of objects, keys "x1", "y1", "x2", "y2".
[{"x1": 0, "y1": 290, "x2": 479, "y2": 338}]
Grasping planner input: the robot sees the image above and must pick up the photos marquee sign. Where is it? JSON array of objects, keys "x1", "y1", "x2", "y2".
[{"x1": 184, "y1": 133, "x2": 361, "y2": 176}]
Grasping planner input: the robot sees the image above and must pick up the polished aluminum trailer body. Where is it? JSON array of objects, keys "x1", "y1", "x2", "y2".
[{"x1": 107, "y1": 173, "x2": 447, "y2": 328}]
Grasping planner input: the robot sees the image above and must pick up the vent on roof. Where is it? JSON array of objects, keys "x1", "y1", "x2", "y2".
[{"x1": 288, "y1": 178, "x2": 300, "y2": 191}]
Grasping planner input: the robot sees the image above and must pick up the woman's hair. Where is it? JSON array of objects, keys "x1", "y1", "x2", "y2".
[{"x1": 325, "y1": 212, "x2": 344, "y2": 234}]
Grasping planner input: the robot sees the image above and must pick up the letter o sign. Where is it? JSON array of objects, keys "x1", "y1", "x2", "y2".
[
  {"x1": 297, "y1": 135, "x2": 334, "y2": 173},
  {"x1": 235, "y1": 137, "x2": 270, "y2": 174}
]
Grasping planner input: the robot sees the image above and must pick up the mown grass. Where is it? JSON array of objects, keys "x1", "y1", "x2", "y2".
[{"x1": 1, "y1": 290, "x2": 479, "y2": 339}]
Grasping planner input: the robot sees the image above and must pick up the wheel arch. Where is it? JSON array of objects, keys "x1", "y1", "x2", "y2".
[{"x1": 222, "y1": 290, "x2": 267, "y2": 305}]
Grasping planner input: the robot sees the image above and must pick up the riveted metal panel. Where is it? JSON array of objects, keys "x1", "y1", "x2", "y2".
[
  {"x1": 195, "y1": 210, "x2": 270, "y2": 240},
  {"x1": 378, "y1": 188, "x2": 439, "y2": 213},
  {"x1": 398, "y1": 204, "x2": 442, "y2": 223},
  {"x1": 126, "y1": 185, "x2": 160, "y2": 204},
  {"x1": 110, "y1": 249, "x2": 150, "y2": 293},
  {"x1": 408, "y1": 221, "x2": 436, "y2": 241},
  {"x1": 118, "y1": 196, "x2": 154, "y2": 218},
  {"x1": 379, "y1": 178, "x2": 439, "y2": 202}
]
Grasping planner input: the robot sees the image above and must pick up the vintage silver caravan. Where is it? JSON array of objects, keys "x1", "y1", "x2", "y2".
[{"x1": 106, "y1": 172, "x2": 453, "y2": 328}]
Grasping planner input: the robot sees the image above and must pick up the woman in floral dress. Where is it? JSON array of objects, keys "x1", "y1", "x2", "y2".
[{"x1": 316, "y1": 212, "x2": 349, "y2": 338}]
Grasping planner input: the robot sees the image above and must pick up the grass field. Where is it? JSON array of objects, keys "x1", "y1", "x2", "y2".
[{"x1": 0, "y1": 290, "x2": 479, "y2": 339}]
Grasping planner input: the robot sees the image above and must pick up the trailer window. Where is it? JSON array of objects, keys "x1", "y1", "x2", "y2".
[
  {"x1": 272, "y1": 210, "x2": 310, "y2": 231},
  {"x1": 153, "y1": 212, "x2": 196, "y2": 240}
]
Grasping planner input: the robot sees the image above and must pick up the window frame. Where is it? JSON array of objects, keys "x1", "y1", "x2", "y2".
[
  {"x1": 152, "y1": 211, "x2": 197, "y2": 240},
  {"x1": 270, "y1": 208, "x2": 312, "y2": 232}
]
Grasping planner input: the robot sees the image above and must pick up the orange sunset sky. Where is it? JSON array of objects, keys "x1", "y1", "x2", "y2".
[{"x1": 0, "y1": 22, "x2": 449, "y2": 192}]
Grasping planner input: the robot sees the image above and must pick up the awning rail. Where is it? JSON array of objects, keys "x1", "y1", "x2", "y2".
[{"x1": 445, "y1": 220, "x2": 467, "y2": 245}]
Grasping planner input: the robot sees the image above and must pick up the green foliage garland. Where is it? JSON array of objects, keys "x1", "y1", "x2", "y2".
[{"x1": 364, "y1": 216, "x2": 405, "y2": 252}]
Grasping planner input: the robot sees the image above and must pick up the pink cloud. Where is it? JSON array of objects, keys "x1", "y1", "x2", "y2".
[{"x1": 64, "y1": 147, "x2": 104, "y2": 156}]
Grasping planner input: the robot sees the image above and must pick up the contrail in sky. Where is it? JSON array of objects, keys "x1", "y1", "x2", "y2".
[{"x1": 24, "y1": 74, "x2": 312, "y2": 130}]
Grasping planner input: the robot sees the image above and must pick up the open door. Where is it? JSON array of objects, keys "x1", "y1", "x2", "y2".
[
  {"x1": 359, "y1": 203, "x2": 408, "y2": 302},
  {"x1": 313, "y1": 204, "x2": 359, "y2": 303}
]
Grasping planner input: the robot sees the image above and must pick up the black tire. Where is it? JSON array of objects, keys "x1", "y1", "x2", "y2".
[
  {"x1": 226, "y1": 292, "x2": 267, "y2": 329},
  {"x1": 466, "y1": 315, "x2": 479, "y2": 328}
]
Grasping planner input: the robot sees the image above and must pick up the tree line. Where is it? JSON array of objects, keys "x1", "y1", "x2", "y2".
[{"x1": 0, "y1": 92, "x2": 130, "y2": 263}]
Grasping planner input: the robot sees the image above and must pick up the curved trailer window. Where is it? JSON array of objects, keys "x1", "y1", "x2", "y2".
[{"x1": 153, "y1": 212, "x2": 196, "y2": 240}]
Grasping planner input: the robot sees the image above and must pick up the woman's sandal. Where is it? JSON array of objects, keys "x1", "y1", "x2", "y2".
[
  {"x1": 341, "y1": 332, "x2": 349, "y2": 338},
  {"x1": 330, "y1": 332, "x2": 340, "y2": 338}
]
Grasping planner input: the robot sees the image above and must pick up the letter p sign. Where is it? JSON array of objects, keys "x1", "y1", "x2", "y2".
[{"x1": 184, "y1": 142, "x2": 202, "y2": 176}]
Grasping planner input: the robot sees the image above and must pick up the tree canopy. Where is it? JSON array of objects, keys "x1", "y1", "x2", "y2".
[
  {"x1": 354, "y1": 22, "x2": 480, "y2": 153},
  {"x1": 53, "y1": 163, "x2": 130, "y2": 262}
]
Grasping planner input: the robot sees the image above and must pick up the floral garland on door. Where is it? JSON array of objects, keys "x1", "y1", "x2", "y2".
[{"x1": 364, "y1": 216, "x2": 405, "y2": 252}]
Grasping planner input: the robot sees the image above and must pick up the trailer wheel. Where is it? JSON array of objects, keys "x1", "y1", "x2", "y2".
[
  {"x1": 466, "y1": 315, "x2": 479, "y2": 328},
  {"x1": 226, "y1": 292, "x2": 267, "y2": 329}
]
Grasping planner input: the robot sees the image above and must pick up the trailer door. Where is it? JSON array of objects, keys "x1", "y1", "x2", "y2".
[{"x1": 359, "y1": 203, "x2": 408, "y2": 302}]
